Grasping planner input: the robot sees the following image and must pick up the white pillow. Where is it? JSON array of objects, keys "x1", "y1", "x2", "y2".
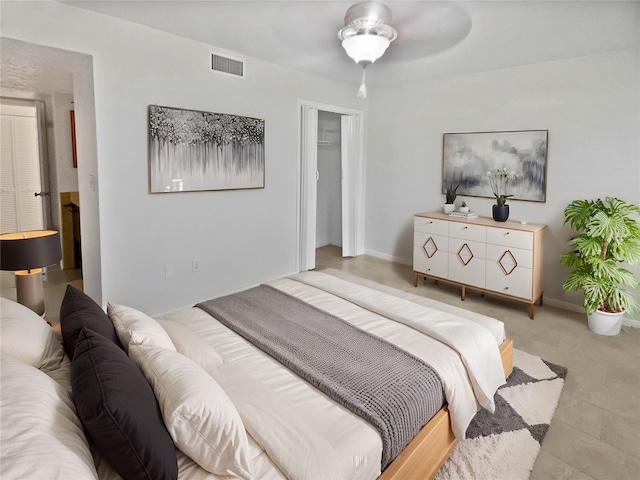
[
  {"x1": 107, "y1": 303, "x2": 176, "y2": 352},
  {"x1": 157, "y1": 318, "x2": 223, "y2": 374},
  {"x1": 0, "y1": 352, "x2": 99, "y2": 479},
  {"x1": 128, "y1": 343, "x2": 253, "y2": 480},
  {"x1": 0, "y1": 297, "x2": 65, "y2": 370}
]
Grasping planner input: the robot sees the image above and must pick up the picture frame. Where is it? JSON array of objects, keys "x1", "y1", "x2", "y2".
[
  {"x1": 148, "y1": 105, "x2": 265, "y2": 193},
  {"x1": 442, "y1": 130, "x2": 548, "y2": 202},
  {"x1": 70, "y1": 110, "x2": 77, "y2": 168}
]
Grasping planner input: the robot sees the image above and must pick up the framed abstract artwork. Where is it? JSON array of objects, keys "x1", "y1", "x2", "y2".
[
  {"x1": 148, "y1": 105, "x2": 265, "y2": 193},
  {"x1": 442, "y1": 130, "x2": 548, "y2": 202}
]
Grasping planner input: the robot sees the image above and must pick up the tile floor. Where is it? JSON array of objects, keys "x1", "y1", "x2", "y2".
[{"x1": 316, "y1": 245, "x2": 640, "y2": 480}]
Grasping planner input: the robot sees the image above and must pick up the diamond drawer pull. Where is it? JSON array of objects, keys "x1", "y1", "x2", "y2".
[
  {"x1": 499, "y1": 250, "x2": 518, "y2": 275},
  {"x1": 422, "y1": 237, "x2": 438, "y2": 258},
  {"x1": 457, "y1": 243, "x2": 474, "y2": 266}
]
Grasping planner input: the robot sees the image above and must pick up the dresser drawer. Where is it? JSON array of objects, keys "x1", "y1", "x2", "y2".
[
  {"x1": 414, "y1": 217, "x2": 448, "y2": 236},
  {"x1": 413, "y1": 245, "x2": 448, "y2": 278},
  {"x1": 414, "y1": 232, "x2": 449, "y2": 254},
  {"x1": 486, "y1": 227, "x2": 533, "y2": 250},
  {"x1": 448, "y1": 222, "x2": 486, "y2": 242},
  {"x1": 449, "y1": 237, "x2": 486, "y2": 260},
  {"x1": 485, "y1": 261, "x2": 533, "y2": 300},
  {"x1": 449, "y1": 253, "x2": 485, "y2": 288},
  {"x1": 486, "y1": 244, "x2": 533, "y2": 269}
]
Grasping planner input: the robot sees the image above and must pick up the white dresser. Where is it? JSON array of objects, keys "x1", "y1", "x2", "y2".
[{"x1": 413, "y1": 211, "x2": 545, "y2": 319}]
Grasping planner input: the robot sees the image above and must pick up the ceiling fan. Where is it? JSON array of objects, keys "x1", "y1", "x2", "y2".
[{"x1": 338, "y1": 1, "x2": 398, "y2": 98}]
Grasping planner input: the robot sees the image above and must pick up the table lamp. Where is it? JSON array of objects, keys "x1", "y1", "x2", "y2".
[{"x1": 0, "y1": 230, "x2": 62, "y2": 316}]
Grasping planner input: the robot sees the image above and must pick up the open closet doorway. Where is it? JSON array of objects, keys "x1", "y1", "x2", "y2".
[
  {"x1": 298, "y1": 101, "x2": 365, "y2": 271},
  {"x1": 316, "y1": 111, "x2": 342, "y2": 254}
]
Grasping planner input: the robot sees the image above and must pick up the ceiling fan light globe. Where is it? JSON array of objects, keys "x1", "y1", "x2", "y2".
[{"x1": 341, "y1": 34, "x2": 390, "y2": 64}]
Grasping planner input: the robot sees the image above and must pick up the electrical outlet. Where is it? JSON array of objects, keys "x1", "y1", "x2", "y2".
[{"x1": 192, "y1": 259, "x2": 200, "y2": 272}]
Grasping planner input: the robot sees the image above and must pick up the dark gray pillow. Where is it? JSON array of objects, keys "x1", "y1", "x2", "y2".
[
  {"x1": 72, "y1": 327, "x2": 177, "y2": 480},
  {"x1": 60, "y1": 284, "x2": 123, "y2": 359}
]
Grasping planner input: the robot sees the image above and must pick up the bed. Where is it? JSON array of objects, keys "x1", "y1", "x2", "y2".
[{"x1": 0, "y1": 268, "x2": 513, "y2": 480}]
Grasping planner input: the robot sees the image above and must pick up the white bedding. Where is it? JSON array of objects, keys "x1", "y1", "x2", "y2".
[
  {"x1": 158, "y1": 270, "x2": 507, "y2": 480},
  {"x1": 0, "y1": 270, "x2": 507, "y2": 480}
]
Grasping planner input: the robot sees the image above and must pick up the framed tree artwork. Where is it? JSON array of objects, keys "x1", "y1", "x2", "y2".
[{"x1": 148, "y1": 105, "x2": 265, "y2": 193}]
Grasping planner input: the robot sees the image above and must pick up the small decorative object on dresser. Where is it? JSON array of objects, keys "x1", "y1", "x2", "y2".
[
  {"x1": 459, "y1": 202, "x2": 469, "y2": 213},
  {"x1": 413, "y1": 211, "x2": 546, "y2": 319},
  {"x1": 492, "y1": 205, "x2": 510, "y2": 222},
  {"x1": 443, "y1": 182, "x2": 458, "y2": 213},
  {"x1": 487, "y1": 168, "x2": 516, "y2": 222},
  {"x1": 560, "y1": 197, "x2": 640, "y2": 336}
]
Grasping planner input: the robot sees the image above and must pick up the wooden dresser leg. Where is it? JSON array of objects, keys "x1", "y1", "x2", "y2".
[
  {"x1": 413, "y1": 272, "x2": 419, "y2": 287},
  {"x1": 529, "y1": 303, "x2": 535, "y2": 320},
  {"x1": 461, "y1": 285, "x2": 466, "y2": 301}
]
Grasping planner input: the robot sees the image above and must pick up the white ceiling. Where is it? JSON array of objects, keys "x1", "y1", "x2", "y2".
[
  {"x1": 1, "y1": 1, "x2": 638, "y2": 98},
  {"x1": 62, "y1": 0, "x2": 639, "y2": 88}
]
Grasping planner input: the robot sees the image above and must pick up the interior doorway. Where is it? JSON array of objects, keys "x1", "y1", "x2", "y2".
[
  {"x1": 298, "y1": 101, "x2": 365, "y2": 272},
  {"x1": 0, "y1": 102, "x2": 49, "y2": 233},
  {"x1": 0, "y1": 37, "x2": 100, "y2": 321},
  {"x1": 316, "y1": 111, "x2": 343, "y2": 254}
]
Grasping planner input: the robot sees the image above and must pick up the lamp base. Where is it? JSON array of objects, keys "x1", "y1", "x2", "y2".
[{"x1": 15, "y1": 269, "x2": 45, "y2": 316}]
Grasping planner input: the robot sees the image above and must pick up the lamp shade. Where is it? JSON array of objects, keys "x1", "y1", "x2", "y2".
[
  {"x1": 341, "y1": 34, "x2": 391, "y2": 65},
  {"x1": 0, "y1": 230, "x2": 62, "y2": 271}
]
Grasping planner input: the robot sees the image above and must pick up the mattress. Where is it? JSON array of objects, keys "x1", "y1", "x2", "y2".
[{"x1": 154, "y1": 269, "x2": 507, "y2": 480}]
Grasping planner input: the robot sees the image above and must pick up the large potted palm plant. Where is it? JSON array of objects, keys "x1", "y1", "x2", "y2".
[{"x1": 561, "y1": 197, "x2": 640, "y2": 335}]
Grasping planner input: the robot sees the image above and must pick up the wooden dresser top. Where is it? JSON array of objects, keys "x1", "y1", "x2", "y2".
[{"x1": 415, "y1": 211, "x2": 546, "y2": 233}]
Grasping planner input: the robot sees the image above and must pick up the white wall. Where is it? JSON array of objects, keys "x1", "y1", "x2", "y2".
[
  {"x1": 2, "y1": 1, "x2": 363, "y2": 315},
  {"x1": 365, "y1": 48, "x2": 640, "y2": 311},
  {"x1": 45, "y1": 93, "x2": 78, "y2": 235},
  {"x1": 316, "y1": 110, "x2": 342, "y2": 248},
  {"x1": 52, "y1": 94, "x2": 78, "y2": 193}
]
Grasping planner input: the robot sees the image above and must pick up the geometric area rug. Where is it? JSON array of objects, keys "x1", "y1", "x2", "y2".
[{"x1": 435, "y1": 349, "x2": 568, "y2": 480}]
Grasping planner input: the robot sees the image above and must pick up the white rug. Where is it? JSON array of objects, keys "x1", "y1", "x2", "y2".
[{"x1": 435, "y1": 349, "x2": 567, "y2": 480}]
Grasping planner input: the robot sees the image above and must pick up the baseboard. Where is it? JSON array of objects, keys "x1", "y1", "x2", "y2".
[
  {"x1": 317, "y1": 241, "x2": 342, "y2": 248},
  {"x1": 543, "y1": 298, "x2": 639, "y2": 329},
  {"x1": 364, "y1": 249, "x2": 412, "y2": 266},
  {"x1": 542, "y1": 298, "x2": 583, "y2": 314}
]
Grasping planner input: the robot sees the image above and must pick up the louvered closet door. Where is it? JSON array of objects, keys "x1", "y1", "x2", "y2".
[{"x1": 0, "y1": 107, "x2": 43, "y2": 234}]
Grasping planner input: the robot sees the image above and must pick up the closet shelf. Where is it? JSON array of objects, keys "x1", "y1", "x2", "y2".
[{"x1": 318, "y1": 128, "x2": 339, "y2": 146}]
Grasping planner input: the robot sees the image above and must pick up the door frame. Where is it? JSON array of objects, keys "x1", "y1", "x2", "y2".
[{"x1": 297, "y1": 100, "x2": 365, "y2": 272}]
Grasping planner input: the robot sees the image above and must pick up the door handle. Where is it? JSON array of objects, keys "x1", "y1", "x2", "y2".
[{"x1": 34, "y1": 191, "x2": 51, "y2": 197}]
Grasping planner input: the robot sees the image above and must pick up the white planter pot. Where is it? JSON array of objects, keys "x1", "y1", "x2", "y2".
[
  {"x1": 459, "y1": 206, "x2": 469, "y2": 213},
  {"x1": 444, "y1": 203, "x2": 455, "y2": 214},
  {"x1": 587, "y1": 309, "x2": 624, "y2": 336}
]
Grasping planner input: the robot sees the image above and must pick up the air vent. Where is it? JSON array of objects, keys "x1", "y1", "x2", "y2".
[{"x1": 210, "y1": 53, "x2": 244, "y2": 77}]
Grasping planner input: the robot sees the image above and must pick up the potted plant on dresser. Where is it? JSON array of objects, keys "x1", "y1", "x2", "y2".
[
  {"x1": 561, "y1": 197, "x2": 640, "y2": 335},
  {"x1": 444, "y1": 183, "x2": 458, "y2": 214}
]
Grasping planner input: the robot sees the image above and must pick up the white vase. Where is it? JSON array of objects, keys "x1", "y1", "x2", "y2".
[
  {"x1": 444, "y1": 203, "x2": 455, "y2": 213},
  {"x1": 459, "y1": 206, "x2": 469, "y2": 213},
  {"x1": 587, "y1": 310, "x2": 624, "y2": 336}
]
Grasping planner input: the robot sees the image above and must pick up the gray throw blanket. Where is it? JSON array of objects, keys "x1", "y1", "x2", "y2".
[{"x1": 196, "y1": 285, "x2": 444, "y2": 470}]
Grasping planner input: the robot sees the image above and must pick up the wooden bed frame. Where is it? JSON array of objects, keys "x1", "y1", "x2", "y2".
[{"x1": 380, "y1": 338, "x2": 514, "y2": 480}]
